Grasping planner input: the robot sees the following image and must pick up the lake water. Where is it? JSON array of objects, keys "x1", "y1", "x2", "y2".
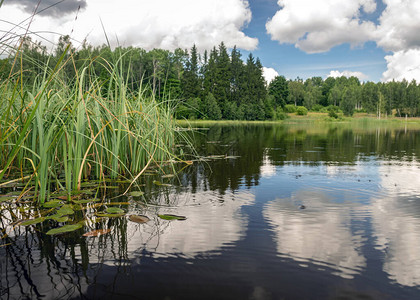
[{"x1": 1, "y1": 121, "x2": 420, "y2": 299}]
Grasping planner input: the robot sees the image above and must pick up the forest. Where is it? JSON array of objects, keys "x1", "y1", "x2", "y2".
[{"x1": 2, "y1": 35, "x2": 420, "y2": 121}]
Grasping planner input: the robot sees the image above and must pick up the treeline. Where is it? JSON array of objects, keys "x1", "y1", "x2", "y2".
[{"x1": 2, "y1": 36, "x2": 420, "y2": 119}]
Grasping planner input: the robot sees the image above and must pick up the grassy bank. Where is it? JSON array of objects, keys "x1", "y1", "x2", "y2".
[
  {"x1": 177, "y1": 112, "x2": 420, "y2": 130},
  {"x1": 0, "y1": 48, "x2": 180, "y2": 203}
]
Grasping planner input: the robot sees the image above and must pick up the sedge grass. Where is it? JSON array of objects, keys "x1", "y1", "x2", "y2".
[{"x1": 0, "y1": 44, "x2": 183, "y2": 204}]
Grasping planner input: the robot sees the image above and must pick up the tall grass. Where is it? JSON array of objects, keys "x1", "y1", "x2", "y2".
[{"x1": 0, "y1": 44, "x2": 179, "y2": 203}]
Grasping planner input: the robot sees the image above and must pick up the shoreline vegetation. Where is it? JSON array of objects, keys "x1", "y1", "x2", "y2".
[
  {"x1": 1, "y1": 33, "x2": 419, "y2": 204},
  {"x1": 0, "y1": 39, "x2": 187, "y2": 205},
  {"x1": 177, "y1": 113, "x2": 420, "y2": 126}
]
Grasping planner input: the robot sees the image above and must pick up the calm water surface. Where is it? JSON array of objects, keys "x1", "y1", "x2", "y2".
[{"x1": 1, "y1": 122, "x2": 420, "y2": 299}]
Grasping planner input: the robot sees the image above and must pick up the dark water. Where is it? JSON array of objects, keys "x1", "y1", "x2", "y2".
[{"x1": 2, "y1": 122, "x2": 420, "y2": 300}]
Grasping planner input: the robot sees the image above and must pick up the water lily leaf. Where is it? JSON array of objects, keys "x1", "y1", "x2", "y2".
[
  {"x1": 158, "y1": 214, "x2": 187, "y2": 221},
  {"x1": 72, "y1": 198, "x2": 101, "y2": 204},
  {"x1": 105, "y1": 207, "x2": 124, "y2": 214},
  {"x1": 83, "y1": 229, "x2": 111, "y2": 237},
  {"x1": 48, "y1": 214, "x2": 69, "y2": 222},
  {"x1": 43, "y1": 200, "x2": 62, "y2": 208},
  {"x1": 130, "y1": 191, "x2": 144, "y2": 197},
  {"x1": 161, "y1": 174, "x2": 175, "y2": 179},
  {"x1": 95, "y1": 212, "x2": 125, "y2": 218},
  {"x1": 128, "y1": 214, "x2": 150, "y2": 224},
  {"x1": 153, "y1": 181, "x2": 172, "y2": 187},
  {"x1": 20, "y1": 217, "x2": 46, "y2": 226},
  {"x1": 46, "y1": 223, "x2": 83, "y2": 235},
  {"x1": 56, "y1": 204, "x2": 75, "y2": 216}
]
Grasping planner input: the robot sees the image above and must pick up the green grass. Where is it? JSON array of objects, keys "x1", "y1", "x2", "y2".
[{"x1": 0, "y1": 45, "x2": 181, "y2": 204}]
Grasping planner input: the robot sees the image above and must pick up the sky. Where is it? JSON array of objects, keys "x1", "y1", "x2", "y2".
[{"x1": 1, "y1": 0, "x2": 420, "y2": 83}]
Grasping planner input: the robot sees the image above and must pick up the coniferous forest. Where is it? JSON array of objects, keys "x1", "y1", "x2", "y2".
[{"x1": 3, "y1": 36, "x2": 420, "y2": 120}]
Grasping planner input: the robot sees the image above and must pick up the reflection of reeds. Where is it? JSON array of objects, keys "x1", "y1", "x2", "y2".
[{"x1": 0, "y1": 32, "x2": 180, "y2": 204}]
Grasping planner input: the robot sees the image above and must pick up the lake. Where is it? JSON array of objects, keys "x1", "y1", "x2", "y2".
[{"x1": 1, "y1": 121, "x2": 420, "y2": 300}]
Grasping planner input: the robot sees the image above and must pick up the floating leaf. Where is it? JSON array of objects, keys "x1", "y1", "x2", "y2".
[
  {"x1": 57, "y1": 204, "x2": 75, "y2": 216},
  {"x1": 46, "y1": 223, "x2": 83, "y2": 235},
  {"x1": 95, "y1": 212, "x2": 125, "y2": 218},
  {"x1": 158, "y1": 214, "x2": 187, "y2": 221},
  {"x1": 129, "y1": 215, "x2": 150, "y2": 224},
  {"x1": 161, "y1": 174, "x2": 175, "y2": 179},
  {"x1": 83, "y1": 229, "x2": 111, "y2": 237},
  {"x1": 107, "y1": 202, "x2": 130, "y2": 206},
  {"x1": 20, "y1": 217, "x2": 46, "y2": 226},
  {"x1": 100, "y1": 185, "x2": 119, "y2": 189},
  {"x1": 105, "y1": 207, "x2": 124, "y2": 214},
  {"x1": 48, "y1": 214, "x2": 69, "y2": 222},
  {"x1": 130, "y1": 191, "x2": 144, "y2": 197},
  {"x1": 153, "y1": 181, "x2": 172, "y2": 187},
  {"x1": 43, "y1": 200, "x2": 62, "y2": 208},
  {"x1": 72, "y1": 198, "x2": 101, "y2": 204}
]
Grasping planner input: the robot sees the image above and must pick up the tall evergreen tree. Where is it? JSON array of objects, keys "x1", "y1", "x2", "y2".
[{"x1": 182, "y1": 44, "x2": 200, "y2": 99}]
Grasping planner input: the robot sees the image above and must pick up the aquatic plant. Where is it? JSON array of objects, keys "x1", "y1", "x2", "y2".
[{"x1": 0, "y1": 39, "x2": 181, "y2": 204}]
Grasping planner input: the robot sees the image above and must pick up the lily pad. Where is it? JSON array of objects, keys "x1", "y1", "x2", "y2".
[
  {"x1": 20, "y1": 217, "x2": 46, "y2": 226},
  {"x1": 43, "y1": 200, "x2": 63, "y2": 208},
  {"x1": 72, "y1": 198, "x2": 101, "y2": 204},
  {"x1": 161, "y1": 174, "x2": 175, "y2": 179},
  {"x1": 95, "y1": 212, "x2": 125, "y2": 218},
  {"x1": 130, "y1": 191, "x2": 144, "y2": 197},
  {"x1": 105, "y1": 207, "x2": 124, "y2": 214},
  {"x1": 48, "y1": 214, "x2": 70, "y2": 222},
  {"x1": 57, "y1": 204, "x2": 75, "y2": 216},
  {"x1": 46, "y1": 223, "x2": 83, "y2": 235},
  {"x1": 128, "y1": 214, "x2": 150, "y2": 224},
  {"x1": 83, "y1": 228, "x2": 111, "y2": 237},
  {"x1": 153, "y1": 181, "x2": 172, "y2": 187},
  {"x1": 158, "y1": 214, "x2": 187, "y2": 221}
]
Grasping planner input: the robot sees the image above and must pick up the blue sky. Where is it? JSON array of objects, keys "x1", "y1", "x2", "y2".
[
  {"x1": 244, "y1": 0, "x2": 389, "y2": 81},
  {"x1": 1, "y1": 0, "x2": 420, "y2": 83}
]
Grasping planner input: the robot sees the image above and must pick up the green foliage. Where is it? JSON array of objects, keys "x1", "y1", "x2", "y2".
[
  {"x1": 202, "y1": 93, "x2": 222, "y2": 120},
  {"x1": 46, "y1": 223, "x2": 83, "y2": 235},
  {"x1": 275, "y1": 107, "x2": 289, "y2": 120},
  {"x1": 311, "y1": 104, "x2": 324, "y2": 112},
  {"x1": 158, "y1": 214, "x2": 187, "y2": 221},
  {"x1": 341, "y1": 86, "x2": 358, "y2": 116},
  {"x1": 296, "y1": 106, "x2": 308, "y2": 115},
  {"x1": 328, "y1": 106, "x2": 340, "y2": 119},
  {"x1": 269, "y1": 75, "x2": 289, "y2": 107},
  {"x1": 284, "y1": 104, "x2": 297, "y2": 113},
  {"x1": 0, "y1": 44, "x2": 181, "y2": 203}
]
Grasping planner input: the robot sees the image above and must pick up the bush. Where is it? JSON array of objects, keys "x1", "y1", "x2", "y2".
[
  {"x1": 311, "y1": 104, "x2": 324, "y2": 112},
  {"x1": 296, "y1": 106, "x2": 308, "y2": 116},
  {"x1": 284, "y1": 104, "x2": 297, "y2": 113},
  {"x1": 327, "y1": 105, "x2": 341, "y2": 119},
  {"x1": 275, "y1": 107, "x2": 289, "y2": 120}
]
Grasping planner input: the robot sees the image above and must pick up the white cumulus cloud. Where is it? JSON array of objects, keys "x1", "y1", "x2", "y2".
[
  {"x1": 266, "y1": 0, "x2": 377, "y2": 53},
  {"x1": 375, "y1": 0, "x2": 420, "y2": 52},
  {"x1": 263, "y1": 67, "x2": 279, "y2": 84},
  {"x1": 1, "y1": 0, "x2": 258, "y2": 52},
  {"x1": 382, "y1": 50, "x2": 420, "y2": 82},
  {"x1": 328, "y1": 70, "x2": 368, "y2": 81}
]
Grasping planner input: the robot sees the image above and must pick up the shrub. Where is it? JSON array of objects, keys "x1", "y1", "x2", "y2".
[
  {"x1": 311, "y1": 104, "x2": 324, "y2": 112},
  {"x1": 327, "y1": 105, "x2": 341, "y2": 119},
  {"x1": 275, "y1": 107, "x2": 289, "y2": 120},
  {"x1": 296, "y1": 106, "x2": 308, "y2": 116},
  {"x1": 284, "y1": 104, "x2": 296, "y2": 113}
]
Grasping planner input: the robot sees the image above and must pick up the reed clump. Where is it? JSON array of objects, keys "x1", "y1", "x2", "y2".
[{"x1": 0, "y1": 43, "x2": 179, "y2": 204}]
